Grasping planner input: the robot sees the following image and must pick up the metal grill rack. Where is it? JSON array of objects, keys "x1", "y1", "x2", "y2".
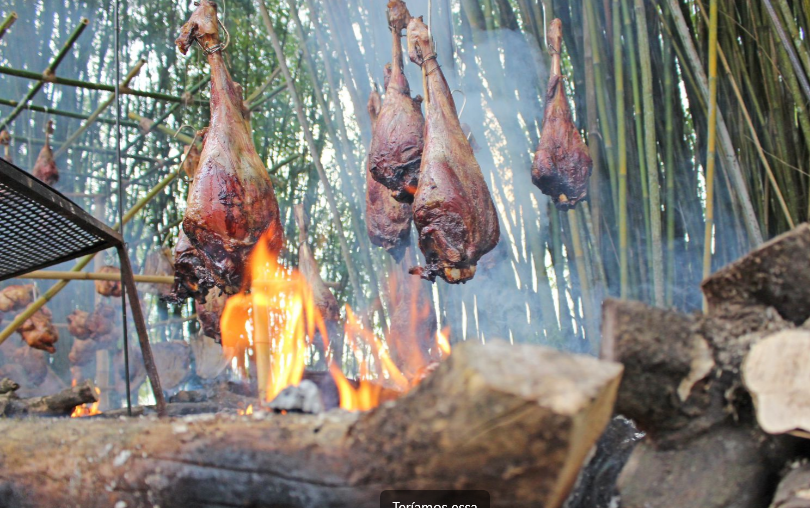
[{"x1": 0, "y1": 157, "x2": 166, "y2": 415}]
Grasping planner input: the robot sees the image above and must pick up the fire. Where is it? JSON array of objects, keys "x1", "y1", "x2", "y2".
[
  {"x1": 237, "y1": 404, "x2": 254, "y2": 416},
  {"x1": 221, "y1": 226, "x2": 453, "y2": 412},
  {"x1": 221, "y1": 229, "x2": 328, "y2": 402},
  {"x1": 70, "y1": 387, "x2": 102, "y2": 418}
]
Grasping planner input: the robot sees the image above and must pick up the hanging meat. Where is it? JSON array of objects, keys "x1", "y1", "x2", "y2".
[
  {"x1": 196, "y1": 290, "x2": 227, "y2": 342},
  {"x1": 366, "y1": 89, "x2": 412, "y2": 260},
  {"x1": 368, "y1": 0, "x2": 425, "y2": 203},
  {"x1": 86, "y1": 304, "x2": 117, "y2": 338},
  {"x1": 0, "y1": 129, "x2": 12, "y2": 163},
  {"x1": 531, "y1": 19, "x2": 593, "y2": 210},
  {"x1": 17, "y1": 307, "x2": 58, "y2": 354},
  {"x1": 167, "y1": 230, "x2": 215, "y2": 303},
  {"x1": 182, "y1": 138, "x2": 203, "y2": 179},
  {"x1": 95, "y1": 265, "x2": 123, "y2": 297},
  {"x1": 69, "y1": 337, "x2": 98, "y2": 367},
  {"x1": 406, "y1": 16, "x2": 500, "y2": 283},
  {"x1": 0, "y1": 284, "x2": 34, "y2": 312},
  {"x1": 32, "y1": 120, "x2": 58, "y2": 186},
  {"x1": 176, "y1": 0, "x2": 283, "y2": 294},
  {"x1": 138, "y1": 248, "x2": 175, "y2": 297},
  {"x1": 67, "y1": 309, "x2": 92, "y2": 340},
  {"x1": 12, "y1": 345, "x2": 47, "y2": 387}
]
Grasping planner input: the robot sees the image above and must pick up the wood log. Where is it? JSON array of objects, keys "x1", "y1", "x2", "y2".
[
  {"x1": 601, "y1": 298, "x2": 791, "y2": 444},
  {"x1": 702, "y1": 223, "x2": 810, "y2": 324},
  {"x1": 0, "y1": 379, "x2": 97, "y2": 417},
  {"x1": 0, "y1": 342, "x2": 622, "y2": 508},
  {"x1": 742, "y1": 330, "x2": 810, "y2": 439},
  {"x1": 769, "y1": 461, "x2": 810, "y2": 508}
]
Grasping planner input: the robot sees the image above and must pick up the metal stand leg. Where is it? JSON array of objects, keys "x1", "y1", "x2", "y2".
[{"x1": 117, "y1": 245, "x2": 167, "y2": 416}]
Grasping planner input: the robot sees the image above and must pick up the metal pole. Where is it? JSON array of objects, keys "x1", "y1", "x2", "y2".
[{"x1": 114, "y1": 0, "x2": 133, "y2": 417}]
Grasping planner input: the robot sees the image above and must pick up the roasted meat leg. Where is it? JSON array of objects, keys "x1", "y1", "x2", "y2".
[
  {"x1": 368, "y1": 0, "x2": 425, "y2": 203},
  {"x1": 531, "y1": 19, "x2": 592, "y2": 210},
  {"x1": 0, "y1": 284, "x2": 34, "y2": 312},
  {"x1": 176, "y1": 0, "x2": 283, "y2": 293},
  {"x1": 32, "y1": 120, "x2": 58, "y2": 186},
  {"x1": 167, "y1": 230, "x2": 215, "y2": 303},
  {"x1": 406, "y1": 16, "x2": 500, "y2": 283},
  {"x1": 366, "y1": 89, "x2": 412, "y2": 261},
  {"x1": 95, "y1": 265, "x2": 123, "y2": 298},
  {"x1": 18, "y1": 307, "x2": 58, "y2": 354}
]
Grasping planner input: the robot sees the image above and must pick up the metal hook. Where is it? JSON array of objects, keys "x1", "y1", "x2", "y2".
[
  {"x1": 451, "y1": 89, "x2": 467, "y2": 119},
  {"x1": 173, "y1": 124, "x2": 196, "y2": 139},
  {"x1": 193, "y1": 17, "x2": 230, "y2": 54}
]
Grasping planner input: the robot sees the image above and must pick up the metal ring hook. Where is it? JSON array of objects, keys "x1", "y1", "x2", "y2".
[
  {"x1": 451, "y1": 89, "x2": 467, "y2": 119},
  {"x1": 173, "y1": 124, "x2": 196, "y2": 139}
]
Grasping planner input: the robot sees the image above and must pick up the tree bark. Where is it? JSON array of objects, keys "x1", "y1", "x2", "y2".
[{"x1": 0, "y1": 342, "x2": 622, "y2": 508}]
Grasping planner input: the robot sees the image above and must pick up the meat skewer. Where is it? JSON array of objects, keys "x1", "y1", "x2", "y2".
[
  {"x1": 406, "y1": 16, "x2": 500, "y2": 283},
  {"x1": 176, "y1": 0, "x2": 283, "y2": 294},
  {"x1": 32, "y1": 120, "x2": 58, "y2": 186},
  {"x1": 368, "y1": 0, "x2": 425, "y2": 203},
  {"x1": 366, "y1": 88, "x2": 412, "y2": 261},
  {"x1": 531, "y1": 19, "x2": 593, "y2": 210}
]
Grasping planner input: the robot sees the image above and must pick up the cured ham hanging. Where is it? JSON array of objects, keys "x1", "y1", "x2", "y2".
[
  {"x1": 366, "y1": 88, "x2": 412, "y2": 261},
  {"x1": 531, "y1": 19, "x2": 592, "y2": 210},
  {"x1": 176, "y1": 0, "x2": 283, "y2": 294},
  {"x1": 368, "y1": 0, "x2": 425, "y2": 203},
  {"x1": 406, "y1": 16, "x2": 500, "y2": 284},
  {"x1": 32, "y1": 120, "x2": 58, "y2": 186}
]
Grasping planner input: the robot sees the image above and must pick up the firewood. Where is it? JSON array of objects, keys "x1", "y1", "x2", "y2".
[
  {"x1": 0, "y1": 379, "x2": 98, "y2": 417},
  {"x1": 702, "y1": 223, "x2": 810, "y2": 324},
  {"x1": 0, "y1": 342, "x2": 621, "y2": 508},
  {"x1": 769, "y1": 461, "x2": 810, "y2": 508},
  {"x1": 742, "y1": 330, "x2": 810, "y2": 439}
]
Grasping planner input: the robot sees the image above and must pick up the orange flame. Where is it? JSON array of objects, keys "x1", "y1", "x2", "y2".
[
  {"x1": 221, "y1": 229, "x2": 328, "y2": 402},
  {"x1": 237, "y1": 404, "x2": 254, "y2": 416},
  {"x1": 70, "y1": 387, "x2": 102, "y2": 418},
  {"x1": 436, "y1": 327, "x2": 451, "y2": 357}
]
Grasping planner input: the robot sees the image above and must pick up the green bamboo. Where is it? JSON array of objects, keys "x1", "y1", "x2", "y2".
[
  {"x1": 582, "y1": 1, "x2": 602, "y2": 244},
  {"x1": 568, "y1": 210, "x2": 598, "y2": 351},
  {"x1": 13, "y1": 135, "x2": 158, "y2": 162},
  {"x1": 703, "y1": 0, "x2": 721, "y2": 293},
  {"x1": 0, "y1": 164, "x2": 186, "y2": 345},
  {"x1": 614, "y1": 0, "x2": 628, "y2": 299},
  {"x1": 127, "y1": 112, "x2": 199, "y2": 146},
  {"x1": 0, "y1": 65, "x2": 184, "y2": 103},
  {"x1": 664, "y1": 36, "x2": 676, "y2": 305},
  {"x1": 0, "y1": 18, "x2": 89, "y2": 130},
  {"x1": 0, "y1": 98, "x2": 138, "y2": 127},
  {"x1": 0, "y1": 11, "x2": 17, "y2": 41}
]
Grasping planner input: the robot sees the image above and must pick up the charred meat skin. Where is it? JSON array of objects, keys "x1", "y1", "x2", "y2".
[
  {"x1": 406, "y1": 16, "x2": 500, "y2": 284},
  {"x1": 176, "y1": 0, "x2": 283, "y2": 294},
  {"x1": 531, "y1": 19, "x2": 592, "y2": 211},
  {"x1": 32, "y1": 121, "x2": 58, "y2": 186},
  {"x1": 368, "y1": 0, "x2": 425, "y2": 203},
  {"x1": 366, "y1": 89, "x2": 412, "y2": 261},
  {"x1": 167, "y1": 230, "x2": 215, "y2": 303}
]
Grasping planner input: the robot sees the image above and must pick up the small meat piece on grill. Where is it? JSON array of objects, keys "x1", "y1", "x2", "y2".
[
  {"x1": 167, "y1": 230, "x2": 215, "y2": 303},
  {"x1": 176, "y1": 0, "x2": 284, "y2": 293},
  {"x1": 86, "y1": 304, "x2": 117, "y2": 337},
  {"x1": 32, "y1": 120, "x2": 58, "y2": 186},
  {"x1": 196, "y1": 290, "x2": 227, "y2": 342},
  {"x1": 531, "y1": 19, "x2": 592, "y2": 210},
  {"x1": 12, "y1": 345, "x2": 47, "y2": 386},
  {"x1": 406, "y1": 16, "x2": 500, "y2": 283},
  {"x1": 95, "y1": 265, "x2": 122, "y2": 298},
  {"x1": 69, "y1": 337, "x2": 99, "y2": 367},
  {"x1": 138, "y1": 248, "x2": 175, "y2": 297},
  {"x1": 0, "y1": 284, "x2": 34, "y2": 312},
  {"x1": 67, "y1": 309, "x2": 92, "y2": 340},
  {"x1": 18, "y1": 307, "x2": 58, "y2": 354},
  {"x1": 0, "y1": 129, "x2": 12, "y2": 162},
  {"x1": 368, "y1": 0, "x2": 425, "y2": 203},
  {"x1": 366, "y1": 89, "x2": 412, "y2": 260}
]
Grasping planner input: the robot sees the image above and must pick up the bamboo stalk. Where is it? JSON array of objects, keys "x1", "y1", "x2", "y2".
[
  {"x1": 764, "y1": 0, "x2": 810, "y2": 104},
  {"x1": 614, "y1": 0, "x2": 628, "y2": 299},
  {"x1": 0, "y1": 98, "x2": 139, "y2": 127},
  {"x1": 634, "y1": 0, "x2": 664, "y2": 307},
  {"x1": 664, "y1": 36, "x2": 676, "y2": 305},
  {"x1": 18, "y1": 271, "x2": 174, "y2": 284},
  {"x1": 12, "y1": 135, "x2": 159, "y2": 162},
  {"x1": 0, "y1": 18, "x2": 89, "y2": 130},
  {"x1": 0, "y1": 165, "x2": 185, "y2": 345},
  {"x1": 54, "y1": 59, "x2": 145, "y2": 159},
  {"x1": 256, "y1": 0, "x2": 366, "y2": 308},
  {"x1": 126, "y1": 112, "x2": 198, "y2": 146},
  {"x1": 567, "y1": 210, "x2": 597, "y2": 352},
  {"x1": 665, "y1": 0, "x2": 763, "y2": 246},
  {"x1": 0, "y1": 11, "x2": 16, "y2": 41},
  {"x1": 703, "y1": 0, "x2": 721, "y2": 294},
  {"x1": 0, "y1": 65, "x2": 184, "y2": 103},
  {"x1": 582, "y1": 1, "x2": 602, "y2": 245}
]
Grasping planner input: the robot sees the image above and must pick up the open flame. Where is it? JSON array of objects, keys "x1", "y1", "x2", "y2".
[
  {"x1": 70, "y1": 386, "x2": 102, "y2": 418},
  {"x1": 221, "y1": 226, "x2": 452, "y2": 411}
]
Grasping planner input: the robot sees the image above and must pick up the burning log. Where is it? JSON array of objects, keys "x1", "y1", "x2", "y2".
[
  {"x1": 0, "y1": 378, "x2": 98, "y2": 417},
  {"x1": 0, "y1": 342, "x2": 622, "y2": 508}
]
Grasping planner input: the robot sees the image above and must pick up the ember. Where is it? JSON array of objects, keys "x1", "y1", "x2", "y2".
[{"x1": 70, "y1": 385, "x2": 101, "y2": 418}]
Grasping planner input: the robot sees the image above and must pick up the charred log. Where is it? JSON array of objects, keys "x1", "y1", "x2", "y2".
[{"x1": 0, "y1": 378, "x2": 98, "y2": 417}]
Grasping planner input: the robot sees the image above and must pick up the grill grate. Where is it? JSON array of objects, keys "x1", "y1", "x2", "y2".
[{"x1": 0, "y1": 158, "x2": 119, "y2": 281}]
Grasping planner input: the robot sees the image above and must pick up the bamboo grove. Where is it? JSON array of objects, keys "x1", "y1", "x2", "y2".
[{"x1": 0, "y1": 0, "x2": 808, "y2": 371}]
